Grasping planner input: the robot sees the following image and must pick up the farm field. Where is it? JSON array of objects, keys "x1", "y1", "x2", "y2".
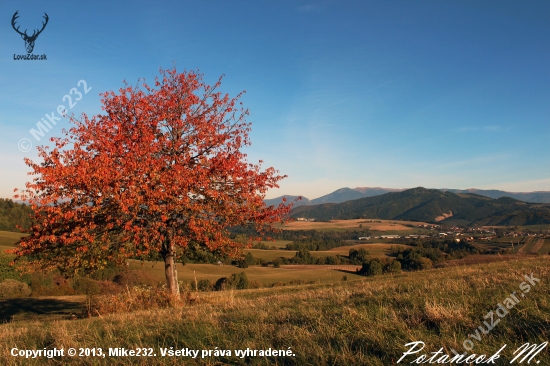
[
  {"x1": 540, "y1": 239, "x2": 550, "y2": 254},
  {"x1": 245, "y1": 243, "x2": 412, "y2": 261},
  {"x1": 128, "y1": 260, "x2": 356, "y2": 286},
  {"x1": 277, "y1": 219, "x2": 431, "y2": 232},
  {"x1": 516, "y1": 237, "x2": 535, "y2": 254},
  {"x1": 0, "y1": 230, "x2": 25, "y2": 250},
  {"x1": 244, "y1": 249, "x2": 295, "y2": 261},
  {"x1": 514, "y1": 224, "x2": 550, "y2": 231}
]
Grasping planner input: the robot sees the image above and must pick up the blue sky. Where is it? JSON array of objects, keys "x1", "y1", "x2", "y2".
[{"x1": 1, "y1": 0, "x2": 549, "y2": 200}]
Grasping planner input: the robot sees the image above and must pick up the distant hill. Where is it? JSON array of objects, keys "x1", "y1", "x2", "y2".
[
  {"x1": 264, "y1": 195, "x2": 310, "y2": 208},
  {"x1": 290, "y1": 187, "x2": 550, "y2": 226},
  {"x1": 0, "y1": 199, "x2": 33, "y2": 232},
  {"x1": 353, "y1": 187, "x2": 405, "y2": 196},
  {"x1": 443, "y1": 189, "x2": 550, "y2": 203},
  {"x1": 311, "y1": 187, "x2": 407, "y2": 204},
  {"x1": 268, "y1": 187, "x2": 550, "y2": 206},
  {"x1": 310, "y1": 188, "x2": 365, "y2": 204}
]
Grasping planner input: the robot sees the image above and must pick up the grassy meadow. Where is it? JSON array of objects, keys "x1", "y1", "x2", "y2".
[
  {"x1": 1, "y1": 222, "x2": 549, "y2": 365},
  {"x1": 1, "y1": 256, "x2": 548, "y2": 365}
]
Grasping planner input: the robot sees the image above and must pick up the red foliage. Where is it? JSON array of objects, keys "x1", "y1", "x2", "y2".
[{"x1": 13, "y1": 68, "x2": 291, "y2": 292}]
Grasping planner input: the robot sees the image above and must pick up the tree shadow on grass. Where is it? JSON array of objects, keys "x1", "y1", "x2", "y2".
[{"x1": 0, "y1": 297, "x2": 85, "y2": 323}]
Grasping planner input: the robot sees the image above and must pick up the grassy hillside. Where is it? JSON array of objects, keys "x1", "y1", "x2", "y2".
[
  {"x1": 291, "y1": 187, "x2": 550, "y2": 226},
  {"x1": 1, "y1": 257, "x2": 548, "y2": 365}
]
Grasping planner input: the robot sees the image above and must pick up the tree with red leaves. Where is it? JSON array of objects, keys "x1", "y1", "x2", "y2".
[{"x1": 13, "y1": 68, "x2": 291, "y2": 295}]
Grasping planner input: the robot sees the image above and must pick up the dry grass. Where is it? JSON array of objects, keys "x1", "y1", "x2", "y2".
[{"x1": 1, "y1": 257, "x2": 548, "y2": 365}]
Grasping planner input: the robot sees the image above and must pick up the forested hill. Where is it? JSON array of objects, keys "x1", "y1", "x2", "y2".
[
  {"x1": 290, "y1": 187, "x2": 550, "y2": 226},
  {"x1": 0, "y1": 199, "x2": 32, "y2": 232}
]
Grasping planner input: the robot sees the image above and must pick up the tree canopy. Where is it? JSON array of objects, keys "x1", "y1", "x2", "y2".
[{"x1": 13, "y1": 68, "x2": 291, "y2": 294}]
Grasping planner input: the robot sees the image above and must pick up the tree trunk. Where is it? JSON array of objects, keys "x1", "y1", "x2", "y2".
[{"x1": 162, "y1": 233, "x2": 180, "y2": 296}]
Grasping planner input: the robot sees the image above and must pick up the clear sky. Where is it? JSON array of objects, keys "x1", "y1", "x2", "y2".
[{"x1": 1, "y1": 0, "x2": 549, "y2": 200}]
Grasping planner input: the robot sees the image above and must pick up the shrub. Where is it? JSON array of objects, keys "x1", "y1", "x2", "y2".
[
  {"x1": 230, "y1": 272, "x2": 249, "y2": 290},
  {"x1": 360, "y1": 259, "x2": 383, "y2": 276},
  {"x1": 236, "y1": 252, "x2": 256, "y2": 268},
  {"x1": 28, "y1": 273, "x2": 75, "y2": 296},
  {"x1": 214, "y1": 277, "x2": 230, "y2": 291},
  {"x1": 0, "y1": 255, "x2": 26, "y2": 282},
  {"x1": 418, "y1": 257, "x2": 433, "y2": 270},
  {"x1": 197, "y1": 279, "x2": 213, "y2": 292},
  {"x1": 72, "y1": 277, "x2": 100, "y2": 295},
  {"x1": 112, "y1": 269, "x2": 159, "y2": 287},
  {"x1": 384, "y1": 260, "x2": 402, "y2": 273},
  {"x1": 90, "y1": 264, "x2": 123, "y2": 281},
  {"x1": 291, "y1": 248, "x2": 315, "y2": 264},
  {"x1": 349, "y1": 248, "x2": 369, "y2": 264},
  {"x1": 72, "y1": 277, "x2": 122, "y2": 295},
  {"x1": 0, "y1": 279, "x2": 32, "y2": 299},
  {"x1": 366, "y1": 260, "x2": 383, "y2": 276},
  {"x1": 214, "y1": 272, "x2": 249, "y2": 290}
]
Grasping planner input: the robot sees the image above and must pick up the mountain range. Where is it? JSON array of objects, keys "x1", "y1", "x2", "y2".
[
  {"x1": 264, "y1": 187, "x2": 550, "y2": 207},
  {"x1": 288, "y1": 187, "x2": 550, "y2": 226}
]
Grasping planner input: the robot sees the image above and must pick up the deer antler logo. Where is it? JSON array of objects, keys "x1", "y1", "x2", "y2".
[{"x1": 12, "y1": 11, "x2": 49, "y2": 54}]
